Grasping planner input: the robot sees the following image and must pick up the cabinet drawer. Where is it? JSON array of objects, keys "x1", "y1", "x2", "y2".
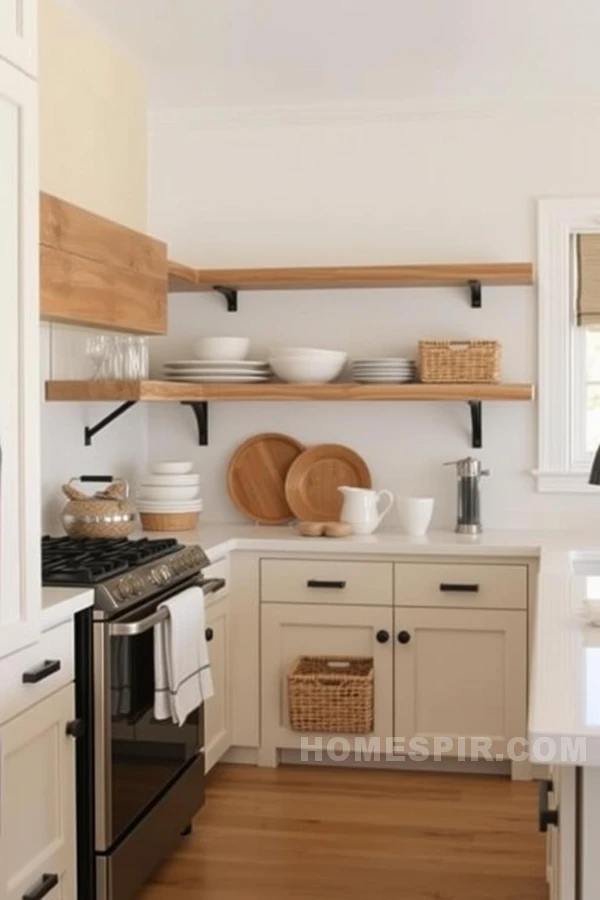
[
  {"x1": 394, "y1": 563, "x2": 527, "y2": 610},
  {"x1": 261, "y1": 559, "x2": 393, "y2": 606},
  {"x1": 0, "y1": 620, "x2": 74, "y2": 724}
]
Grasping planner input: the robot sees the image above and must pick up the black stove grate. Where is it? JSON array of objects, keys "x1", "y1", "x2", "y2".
[{"x1": 41, "y1": 536, "x2": 181, "y2": 585}]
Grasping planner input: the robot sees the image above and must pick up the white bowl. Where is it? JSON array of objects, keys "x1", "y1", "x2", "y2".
[
  {"x1": 140, "y1": 474, "x2": 201, "y2": 487},
  {"x1": 194, "y1": 337, "x2": 250, "y2": 361},
  {"x1": 137, "y1": 485, "x2": 201, "y2": 502},
  {"x1": 269, "y1": 354, "x2": 347, "y2": 383},
  {"x1": 269, "y1": 346, "x2": 346, "y2": 362},
  {"x1": 137, "y1": 500, "x2": 203, "y2": 512},
  {"x1": 152, "y1": 461, "x2": 194, "y2": 475}
]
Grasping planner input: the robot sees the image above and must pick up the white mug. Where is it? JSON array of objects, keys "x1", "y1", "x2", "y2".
[{"x1": 396, "y1": 497, "x2": 435, "y2": 536}]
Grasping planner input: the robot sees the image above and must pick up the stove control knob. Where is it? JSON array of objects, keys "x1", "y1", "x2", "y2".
[
  {"x1": 131, "y1": 575, "x2": 145, "y2": 596},
  {"x1": 118, "y1": 577, "x2": 133, "y2": 599},
  {"x1": 158, "y1": 564, "x2": 172, "y2": 584}
]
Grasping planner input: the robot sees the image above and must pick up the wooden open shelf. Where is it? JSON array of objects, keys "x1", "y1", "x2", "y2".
[
  {"x1": 46, "y1": 380, "x2": 535, "y2": 403},
  {"x1": 167, "y1": 261, "x2": 533, "y2": 293}
]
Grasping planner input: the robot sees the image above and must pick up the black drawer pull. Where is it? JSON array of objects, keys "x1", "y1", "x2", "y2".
[
  {"x1": 205, "y1": 627, "x2": 214, "y2": 642},
  {"x1": 23, "y1": 873, "x2": 59, "y2": 900},
  {"x1": 22, "y1": 660, "x2": 61, "y2": 684},
  {"x1": 306, "y1": 580, "x2": 347, "y2": 589},
  {"x1": 538, "y1": 780, "x2": 558, "y2": 832},
  {"x1": 439, "y1": 583, "x2": 480, "y2": 593}
]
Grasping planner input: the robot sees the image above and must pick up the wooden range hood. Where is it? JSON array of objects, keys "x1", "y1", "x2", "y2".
[{"x1": 39, "y1": 193, "x2": 168, "y2": 334}]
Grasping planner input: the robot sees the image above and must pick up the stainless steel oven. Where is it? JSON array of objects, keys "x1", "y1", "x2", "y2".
[{"x1": 93, "y1": 574, "x2": 223, "y2": 900}]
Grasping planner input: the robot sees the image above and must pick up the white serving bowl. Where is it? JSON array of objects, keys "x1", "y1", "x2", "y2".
[
  {"x1": 269, "y1": 346, "x2": 346, "y2": 362},
  {"x1": 137, "y1": 485, "x2": 201, "y2": 502},
  {"x1": 140, "y1": 474, "x2": 201, "y2": 487},
  {"x1": 269, "y1": 354, "x2": 347, "y2": 383},
  {"x1": 152, "y1": 461, "x2": 194, "y2": 475},
  {"x1": 194, "y1": 337, "x2": 250, "y2": 361}
]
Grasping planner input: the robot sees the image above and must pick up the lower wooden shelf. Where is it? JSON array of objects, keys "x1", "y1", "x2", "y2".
[
  {"x1": 45, "y1": 380, "x2": 535, "y2": 403},
  {"x1": 45, "y1": 380, "x2": 534, "y2": 449}
]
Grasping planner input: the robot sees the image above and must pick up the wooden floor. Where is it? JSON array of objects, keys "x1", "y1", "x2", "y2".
[{"x1": 138, "y1": 765, "x2": 547, "y2": 900}]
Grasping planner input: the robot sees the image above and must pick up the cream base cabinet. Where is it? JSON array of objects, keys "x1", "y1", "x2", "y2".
[
  {"x1": 394, "y1": 608, "x2": 527, "y2": 758},
  {"x1": 0, "y1": 55, "x2": 40, "y2": 659},
  {"x1": 204, "y1": 598, "x2": 232, "y2": 772},
  {"x1": 0, "y1": 0, "x2": 36, "y2": 75},
  {"x1": 0, "y1": 684, "x2": 76, "y2": 900},
  {"x1": 261, "y1": 603, "x2": 393, "y2": 762}
]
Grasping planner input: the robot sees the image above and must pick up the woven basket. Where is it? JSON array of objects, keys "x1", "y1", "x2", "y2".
[
  {"x1": 287, "y1": 655, "x2": 374, "y2": 734},
  {"x1": 140, "y1": 511, "x2": 200, "y2": 532},
  {"x1": 419, "y1": 341, "x2": 501, "y2": 383}
]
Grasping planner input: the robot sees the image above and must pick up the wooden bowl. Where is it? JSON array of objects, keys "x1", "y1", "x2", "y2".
[{"x1": 140, "y1": 511, "x2": 200, "y2": 532}]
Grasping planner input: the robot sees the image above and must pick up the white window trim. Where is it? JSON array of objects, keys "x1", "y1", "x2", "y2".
[{"x1": 536, "y1": 197, "x2": 600, "y2": 493}]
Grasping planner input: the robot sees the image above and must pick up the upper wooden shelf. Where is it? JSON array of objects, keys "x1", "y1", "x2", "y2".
[
  {"x1": 167, "y1": 261, "x2": 534, "y2": 293},
  {"x1": 45, "y1": 380, "x2": 535, "y2": 403}
]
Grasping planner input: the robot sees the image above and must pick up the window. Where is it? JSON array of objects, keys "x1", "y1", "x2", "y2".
[{"x1": 537, "y1": 199, "x2": 600, "y2": 492}]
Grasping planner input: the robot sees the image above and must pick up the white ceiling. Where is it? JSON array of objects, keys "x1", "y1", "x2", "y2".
[{"x1": 70, "y1": 0, "x2": 600, "y2": 108}]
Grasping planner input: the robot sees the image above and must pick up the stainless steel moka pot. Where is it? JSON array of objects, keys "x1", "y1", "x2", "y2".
[{"x1": 445, "y1": 457, "x2": 490, "y2": 534}]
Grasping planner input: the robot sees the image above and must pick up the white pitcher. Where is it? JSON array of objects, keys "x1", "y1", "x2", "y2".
[{"x1": 338, "y1": 486, "x2": 394, "y2": 535}]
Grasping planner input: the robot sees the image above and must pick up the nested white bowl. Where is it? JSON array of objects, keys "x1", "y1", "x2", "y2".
[
  {"x1": 194, "y1": 337, "x2": 250, "y2": 361},
  {"x1": 137, "y1": 499, "x2": 203, "y2": 512},
  {"x1": 137, "y1": 485, "x2": 201, "y2": 502},
  {"x1": 269, "y1": 354, "x2": 347, "y2": 383},
  {"x1": 269, "y1": 346, "x2": 346, "y2": 362},
  {"x1": 140, "y1": 473, "x2": 201, "y2": 487},
  {"x1": 151, "y1": 461, "x2": 193, "y2": 475}
]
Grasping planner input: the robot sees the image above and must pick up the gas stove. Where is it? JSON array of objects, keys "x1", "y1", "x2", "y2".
[{"x1": 41, "y1": 535, "x2": 211, "y2": 614}]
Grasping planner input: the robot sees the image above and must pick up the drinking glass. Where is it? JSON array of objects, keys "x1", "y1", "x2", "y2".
[{"x1": 86, "y1": 335, "x2": 108, "y2": 379}]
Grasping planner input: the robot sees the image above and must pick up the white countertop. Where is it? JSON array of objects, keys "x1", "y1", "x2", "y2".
[{"x1": 41, "y1": 586, "x2": 94, "y2": 631}]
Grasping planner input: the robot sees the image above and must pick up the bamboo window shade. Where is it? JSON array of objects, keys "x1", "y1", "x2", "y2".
[{"x1": 577, "y1": 234, "x2": 600, "y2": 325}]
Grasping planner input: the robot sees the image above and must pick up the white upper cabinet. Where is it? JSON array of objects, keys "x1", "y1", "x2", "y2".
[
  {"x1": 0, "y1": 57, "x2": 40, "y2": 658},
  {"x1": 0, "y1": 0, "x2": 36, "y2": 76}
]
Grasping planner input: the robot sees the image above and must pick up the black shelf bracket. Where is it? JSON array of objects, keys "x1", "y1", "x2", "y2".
[
  {"x1": 469, "y1": 280, "x2": 482, "y2": 308},
  {"x1": 468, "y1": 401, "x2": 483, "y2": 449},
  {"x1": 181, "y1": 401, "x2": 209, "y2": 445},
  {"x1": 84, "y1": 401, "x2": 137, "y2": 447},
  {"x1": 213, "y1": 285, "x2": 238, "y2": 312}
]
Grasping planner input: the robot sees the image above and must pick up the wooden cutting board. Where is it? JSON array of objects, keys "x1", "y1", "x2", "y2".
[
  {"x1": 227, "y1": 433, "x2": 305, "y2": 524},
  {"x1": 285, "y1": 444, "x2": 371, "y2": 522}
]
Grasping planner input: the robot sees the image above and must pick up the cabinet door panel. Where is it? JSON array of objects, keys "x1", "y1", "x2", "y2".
[
  {"x1": 0, "y1": 685, "x2": 76, "y2": 900},
  {"x1": 0, "y1": 58, "x2": 40, "y2": 657},
  {"x1": 261, "y1": 603, "x2": 393, "y2": 753},
  {"x1": 0, "y1": 0, "x2": 36, "y2": 75},
  {"x1": 205, "y1": 599, "x2": 231, "y2": 772},
  {"x1": 394, "y1": 608, "x2": 526, "y2": 756}
]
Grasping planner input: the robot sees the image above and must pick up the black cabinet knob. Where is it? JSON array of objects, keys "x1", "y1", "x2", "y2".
[
  {"x1": 205, "y1": 627, "x2": 214, "y2": 642},
  {"x1": 65, "y1": 719, "x2": 85, "y2": 739},
  {"x1": 22, "y1": 659, "x2": 61, "y2": 684},
  {"x1": 376, "y1": 630, "x2": 390, "y2": 644},
  {"x1": 397, "y1": 630, "x2": 411, "y2": 644}
]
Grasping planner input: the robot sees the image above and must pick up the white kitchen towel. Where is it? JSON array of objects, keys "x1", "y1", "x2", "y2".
[{"x1": 153, "y1": 585, "x2": 214, "y2": 726}]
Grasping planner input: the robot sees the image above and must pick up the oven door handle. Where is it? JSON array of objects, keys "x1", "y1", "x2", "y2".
[{"x1": 108, "y1": 577, "x2": 226, "y2": 637}]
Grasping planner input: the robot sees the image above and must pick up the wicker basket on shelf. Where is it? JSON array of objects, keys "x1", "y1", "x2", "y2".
[
  {"x1": 419, "y1": 340, "x2": 501, "y2": 383},
  {"x1": 287, "y1": 655, "x2": 374, "y2": 734}
]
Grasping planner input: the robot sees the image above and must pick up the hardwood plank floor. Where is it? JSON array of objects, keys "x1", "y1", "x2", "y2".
[{"x1": 138, "y1": 765, "x2": 547, "y2": 900}]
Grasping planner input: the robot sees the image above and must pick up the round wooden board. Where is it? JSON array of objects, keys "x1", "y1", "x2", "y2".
[
  {"x1": 227, "y1": 433, "x2": 305, "y2": 524},
  {"x1": 285, "y1": 444, "x2": 372, "y2": 522}
]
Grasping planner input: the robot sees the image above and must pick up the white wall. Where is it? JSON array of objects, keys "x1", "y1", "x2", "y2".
[
  {"x1": 39, "y1": 0, "x2": 149, "y2": 532},
  {"x1": 148, "y1": 101, "x2": 600, "y2": 531}
]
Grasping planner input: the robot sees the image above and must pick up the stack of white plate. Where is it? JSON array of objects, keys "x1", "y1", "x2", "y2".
[
  {"x1": 137, "y1": 461, "x2": 203, "y2": 513},
  {"x1": 351, "y1": 358, "x2": 417, "y2": 383},
  {"x1": 163, "y1": 360, "x2": 271, "y2": 383}
]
